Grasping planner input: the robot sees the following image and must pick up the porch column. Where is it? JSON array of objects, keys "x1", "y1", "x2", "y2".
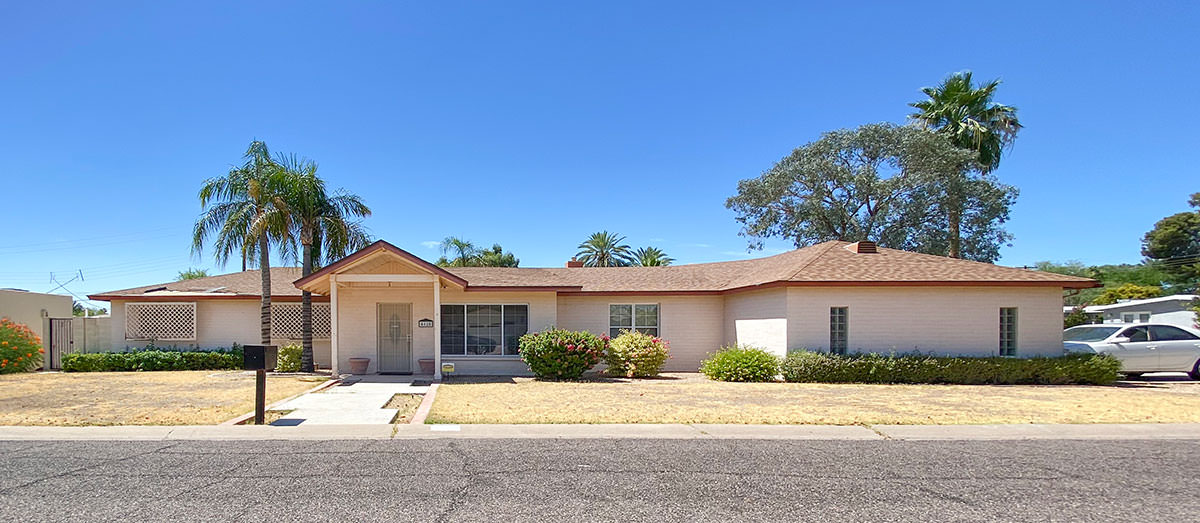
[
  {"x1": 330, "y1": 275, "x2": 339, "y2": 376},
  {"x1": 433, "y1": 277, "x2": 442, "y2": 380}
]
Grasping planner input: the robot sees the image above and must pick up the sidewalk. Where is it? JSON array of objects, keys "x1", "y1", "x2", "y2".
[
  {"x1": 269, "y1": 375, "x2": 430, "y2": 425},
  {"x1": 2, "y1": 422, "x2": 1199, "y2": 441}
]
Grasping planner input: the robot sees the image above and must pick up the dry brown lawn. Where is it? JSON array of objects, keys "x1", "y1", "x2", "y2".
[
  {"x1": 0, "y1": 371, "x2": 325, "y2": 426},
  {"x1": 427, "y1": 373, "x2": 1200, "y2": 425},
  {"x1": 385, "y1": 394, "x2": 424, "y2": 424}
]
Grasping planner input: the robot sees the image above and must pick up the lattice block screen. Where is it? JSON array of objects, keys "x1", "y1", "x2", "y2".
[
  {"x1": 271, "y1": 303, "x2": 332, "y2": 339},
  {"x1": 125, "y1": 303, "x2": 197, "y2": 340}
]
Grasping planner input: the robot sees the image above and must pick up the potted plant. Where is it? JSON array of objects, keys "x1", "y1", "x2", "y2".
[
  {"x1": 348, "y1": 357, "x2": 370, "y2": 375},
  {"x1": 418, "y1": 358, "x2": 435, "y2": 375}
]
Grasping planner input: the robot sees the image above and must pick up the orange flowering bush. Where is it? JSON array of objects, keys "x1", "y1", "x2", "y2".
[{"x1": 0, "y1": 317, "x2": 44, "y2": 374}]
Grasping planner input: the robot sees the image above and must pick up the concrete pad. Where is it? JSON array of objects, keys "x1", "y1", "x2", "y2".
[
  {"x1": 873, "y1": 423, "x2": 1200, "y2": 440},
  {"x1": 271, "y1": 379, "x2": 427, "y2": 425},
  {"x1": 0, "y1": 426, "x2": 175, "y2": 440},
  {"x1": 692, "y1": 424, "x2": 883, "y2": 440},
  {"x1": 393, "y1": 423, "x2": 707, "y2": 439},
  {"x1": 166, "y1": 424, "x2": 395, "y2": 440}
]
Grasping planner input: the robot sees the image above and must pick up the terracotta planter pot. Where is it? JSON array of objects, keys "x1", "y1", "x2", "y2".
[
  {"x1": 418, "y1": 358, "x2": 435, "y2": 375},
  {"x1": 348, "y1": 357, "x2": 371, "y2": 375}
]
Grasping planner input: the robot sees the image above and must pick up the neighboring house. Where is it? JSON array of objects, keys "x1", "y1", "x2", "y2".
[
  {"x1": 1082, "y1": 295, "x2": 1198, "y2": 328},
  {"x1": 0, "y1": 288, "x2": 73, "y2": 364},
  {"x1": 90, "y1": 240, "x2": 1097, "y2": 377}
]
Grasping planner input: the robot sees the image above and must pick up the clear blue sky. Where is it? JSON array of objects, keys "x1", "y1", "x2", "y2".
[{"x1": 2, "y1": 2, "x2": 1197, "y2": 306}]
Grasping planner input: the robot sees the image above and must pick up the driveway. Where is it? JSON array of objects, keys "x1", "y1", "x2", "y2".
[
  {"x1": 271, "y1": 375, "x2": 428, "y2": 425},
  {"x1": 0, "y1": 439, "x2": 1196, "y2": 521}
]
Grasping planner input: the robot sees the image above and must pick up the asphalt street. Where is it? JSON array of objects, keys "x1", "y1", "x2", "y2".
[{"x1": 0, "y1": 438, "x2": 1195, "y2": 522}]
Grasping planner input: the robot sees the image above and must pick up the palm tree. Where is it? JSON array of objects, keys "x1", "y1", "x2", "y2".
[
  {"x1": 633, "y1": 246, "x2": 674, "y2": 266},
  {"x1": 438, "y1": 237, "x2": 478, "y2": 267},
  {"x1": 576, "y1": 231, "x2": 634, "y2": 267},
  {"x1": 192, "y1": 140, "x2": 292, "y2": 345},
  {"x1": 274, "y1": 154, "x2": 372, "y2": 372},
  {"x1": 475, "y1": 244, "x2": 519, "y2": 267},
  {"x1": 909, "y1": 71, "x2": 1022, "y2": 258}
]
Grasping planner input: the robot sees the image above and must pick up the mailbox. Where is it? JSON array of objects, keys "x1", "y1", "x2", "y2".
[{"x1": 243, "y1": 345, "x2": 278, "y2": 371}]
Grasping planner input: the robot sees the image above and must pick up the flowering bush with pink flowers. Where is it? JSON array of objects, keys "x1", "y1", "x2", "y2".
[
  {"x1": 605, "y1": 330, "x2": 671, "y2": 378},
  {"x1": 518, "y1": 328, "x2": 607, "y2": 380},
  {"x1": 0, "y1": 317, "x2": 44, "y2": 374}
]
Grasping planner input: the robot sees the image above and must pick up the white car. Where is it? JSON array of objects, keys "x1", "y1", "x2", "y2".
[{"x1": 1063, "y1": 323, "x2": 1200, "y2": 379}]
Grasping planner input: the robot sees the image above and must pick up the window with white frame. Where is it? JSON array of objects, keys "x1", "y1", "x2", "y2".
[
  {"x1": 440, "y1": 304, "x2": 528, "y2": 356},
  {"x1": 270, "y1": 303, "x2": 331, "y2": 339},
  {"x1": 829, "y1": 307, "x2": 848, "y2": 355},
  {"x1": 999, "y1": 307, "x2": 1018, "y2": 357},
  {"x1": 1120, "y1": 311, "x2": 1152, "y2": 323},
  {"x1": 609, "y1": 304, "x2": 659, "y2": 338},
  {"x1": 125, "y1": 302, "x2": 197, "y2": 341}
]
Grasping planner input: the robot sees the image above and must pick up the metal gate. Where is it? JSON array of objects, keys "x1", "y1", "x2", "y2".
[{"x1": 48, "y1": 318, "x2": 74, "y2": 370}]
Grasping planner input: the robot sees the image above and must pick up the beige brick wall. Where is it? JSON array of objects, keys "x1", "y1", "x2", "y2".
[
  {"x1": 785, "y1": 286, "x2": 1065, "y2": 357},
  {"x1": 556, "y1": 295, "x2": 724, "y2": 371},
  {"x1": 722, "y1": 288, "x2": 789, "y2": 357},
  {"x1": 110, "y1": 299, "x2": 331, "y2": 367}
]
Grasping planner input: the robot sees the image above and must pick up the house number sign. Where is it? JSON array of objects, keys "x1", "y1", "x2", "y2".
[{"x1": 417, "y1": 319, "x2": 434, "y2": 328}]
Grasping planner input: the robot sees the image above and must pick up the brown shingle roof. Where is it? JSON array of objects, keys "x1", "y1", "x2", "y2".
[
  {"x1": 92, "y1": 241, "x2": 1097, "y2": 300},
  {"x1": 89, "y1": 268, "x2": 308, "y2": 300}
]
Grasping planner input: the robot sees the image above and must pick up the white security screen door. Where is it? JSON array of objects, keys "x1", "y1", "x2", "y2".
[{"x1": 377, "y1": 303, "x2": 413, "y2": 373}]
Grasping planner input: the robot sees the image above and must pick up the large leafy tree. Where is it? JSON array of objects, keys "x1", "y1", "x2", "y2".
[
  {"x1": 1142, "y1": 193, "x2": 1200, "y2": 288},
  {"x1": 633, "y1": 247, "x2": 673, "y2": 266},
  {"x1": 192, "y1": 141, "x2": 292, "y2": 344},
  {"x1": 274, "y1": 154, "x2": 372, "y2": 372},
  {"x1": 576, "y1": 231, "x2": 634, "y2": 267},
  {"x1": 727, "y1": 123, "x2": 1013, "y2": 261},
  {"x1": 475, "y1": 244, "x2": 519, "y2": 267},
  {"x1": 435, "y1": 239, "x2": 519, "y2": 267},
  {"x1": 1036, "y1": 260, "x2": 1171, "y2": 306},
  {"x1": 177, "y1": 268, "x2": 209, "y2": 280},
  {"x1": 909, "y1": 71, "x2": 1022, "y2": 258}
]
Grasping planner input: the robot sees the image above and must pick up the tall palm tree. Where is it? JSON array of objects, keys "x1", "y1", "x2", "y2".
[
  {"x1": 274, "y1": 154, "x2": 372, "y2": 372},
  {"x1": 576, "y1": 231, "x2": 634, "y2": 267},
  {"x1": 192, "y1": 140, "x2": 292, "y2": 345},
  {"x1": 633, "y1": 246, "x2": 674, "y2": 266},
  {"x1": 439, "y1": 237, "x2": 478, "y2": 267},
  {"x1": 909, "y1": 71, "x2": 1022, "y2": 258}
]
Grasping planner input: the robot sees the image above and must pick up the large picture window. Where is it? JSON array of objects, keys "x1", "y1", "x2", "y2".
[
  {"x1": 440, "y1": 304, "x2": 528, "y2": 356},
  {"x1": 609, "y1": 304, "x2": 659, "y2": 338}
]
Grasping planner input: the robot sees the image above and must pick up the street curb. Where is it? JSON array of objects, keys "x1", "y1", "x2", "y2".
[
  {"x1": 221, "y1": 377, "x2": 342, "y2": 426},
  {"x1": 409, "y1": 382, "x2": 439, "y2": 425}
]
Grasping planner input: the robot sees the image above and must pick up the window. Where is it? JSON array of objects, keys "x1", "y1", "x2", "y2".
[
  {"x1": 125, "y1": 302, "x2": 197, "y2": 341},
  {"x1": 1120, "y1": 312, "x2": 1152, "y2": 323},
  {"x1": 1150, "y1": 325, "x2": 1199, "y2": 341},
  {"x1": 1120, "y1": 326, "x2": 1149, "y2": 342},
  {"x1": 829, "y1": 307, "x2": 848, "y2": 355},
  {"x1": 609, "y1": 304, "x2": 658, "y2": 337},
  {"x1": 440, "y1": 304, "x2": 528, "y2": 356},
  {"x1": 999, "y1": 307, "x2": 1018, "y2": 356},
  {"x1": 270, "y1": 303, "x2": 331, "y2": 339}
]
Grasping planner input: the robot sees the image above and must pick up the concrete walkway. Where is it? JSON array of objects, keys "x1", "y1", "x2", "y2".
[
  {"x1": 270, "y1": 375, "x2": 430, "y2": 425},
  {"x1": 2, "y1": 422, "x2": 1199, "y2": 441}
]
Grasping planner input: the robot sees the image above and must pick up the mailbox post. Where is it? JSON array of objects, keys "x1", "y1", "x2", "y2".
[{"x1": 243, "y1": 345, "x2": 277, "y2": 425}]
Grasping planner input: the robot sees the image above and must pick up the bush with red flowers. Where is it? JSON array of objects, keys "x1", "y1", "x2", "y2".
[
  {"x1": 0, "y1": 317, "x2": 44, "y2": 374},
  {"x1": 518, "y1": 328, "x2": 607, "y2": 380}
]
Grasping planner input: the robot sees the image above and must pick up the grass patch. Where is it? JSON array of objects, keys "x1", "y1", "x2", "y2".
[
  {"x1": 386, "y1": 393, "x2": 423, "y2": 424},
  {"x1": 0, "y1": 371, "x2": 321, "y2": 426},
  {"x1": 427, "y1": 374, "x2": 1200, "y2": 425}
]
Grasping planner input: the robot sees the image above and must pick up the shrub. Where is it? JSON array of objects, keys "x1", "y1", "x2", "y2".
[
  {"x1": 0, "y1": 317, "x2": 44, "y2": 374},
  {"x1": 519, "y1": 328, "x2": 607, "y2": 380},
  {"x1": 699, "y1": 345, "x2": 779, "y2": 382},
  {"x1": 62, "y1": 347, "x2": 244, "y2": 372},
  {"x1": 275, "y1": 343, "x2": 302, "y2": 372},
  {"x1": 605, "y1": 330, "x2": 671, "y2": 377},
  {"x1": 780, "y1": 350, "x2": 1121, "y2": 385}
]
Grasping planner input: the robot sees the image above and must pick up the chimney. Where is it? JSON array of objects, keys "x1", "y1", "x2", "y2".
[
  {"x1": 566, "y1": 258, "x2": 584, "y2": 268},
  {"x1": 845, "y1": 241, "x2": 878, "y2": 254}
]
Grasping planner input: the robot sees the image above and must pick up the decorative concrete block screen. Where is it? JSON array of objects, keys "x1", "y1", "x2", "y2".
[
  {"x1": 125, "y1": 302, "x2": 197, "y2": 341},
  {"x1": 271, "y1": 303, "x2": 332, "y2": 340}
]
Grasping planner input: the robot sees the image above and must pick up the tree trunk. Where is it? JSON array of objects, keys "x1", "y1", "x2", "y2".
[
  {"x1": 300, "y1": 241, "x2": 315, "y2": 373},
  {"x1": 259, "y1": 234, "x2": 271, "y2": 345},
  {"x1": 947, "y1": 204, "x2": 962, "y2": 259}
]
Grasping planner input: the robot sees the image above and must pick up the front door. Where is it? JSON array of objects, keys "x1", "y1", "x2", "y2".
[{"x1": 377, "y1": 303, "x2": 413, "y2": 373}]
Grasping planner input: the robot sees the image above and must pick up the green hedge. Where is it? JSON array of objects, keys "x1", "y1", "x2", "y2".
[
  {"x1": 699, "y1": 345, "x2": 780, "y2": 382},
  {"x1": 62, "y1": 348, "x2": 244, "y2": 372},
  {"x1": 780, "y1": 351, "x2": 1121, "y2": 385}
]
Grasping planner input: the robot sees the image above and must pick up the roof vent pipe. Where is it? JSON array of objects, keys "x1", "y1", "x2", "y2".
[{"x1": 846, "y1": 241, "x2": 878, "y2": 254}]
